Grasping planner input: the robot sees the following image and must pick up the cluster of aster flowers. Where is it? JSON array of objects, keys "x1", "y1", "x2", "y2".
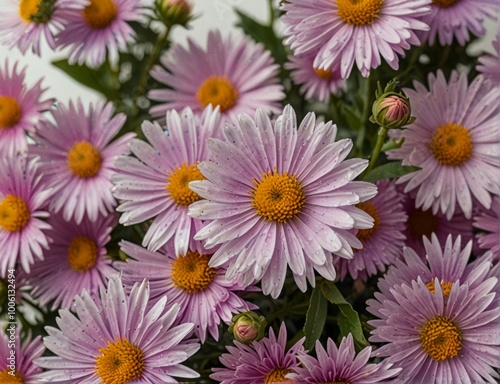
[{"x1": 0, "y1": 0, "x2": 499, "y2": 383}]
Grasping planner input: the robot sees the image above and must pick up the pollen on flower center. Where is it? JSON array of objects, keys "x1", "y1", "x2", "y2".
[
  {"x1": 171, "y1": 251, "x2": 216, "y2": 294},
  {"x1": 95, "y1": 337, "x2": 145, "y2": 384},
  {"x1": 355, "y1": 202, "x2": 380, "y2": 243},
  {"x1": 0, "y1": 368, "x2": 24, "y2": 384},
  {"x1": 264, "y1": 367, "x2": 295, "y2": 383},
  {"x1": 420, "y1": 316, "x2": 462, "y2": 361},
  {"x1": 196, "y1": 76, "x2": 239, "y2": 112},
  {"x1": 337, "y1": 0, "x2": 384, "y2": 26},
  {"x1": 67, "y1": 140, "x2": 102, "y2": 178},
  {"x1": 0, "y1": 96, "x2": 22, "y2": 129},
  {"x1": 18, "y1": 0, "x2": 41, "y2": 22},
  {"x1": 432, "y1": 0, "x2": 459, "y2": 8},
  {"x1": 83, "y1": 0, "x2": 118, "y2": 29},
  {"x1": 67, "y1": 236, "x2": 98, "y2": 272},
  {"x1": 429, "y1": 122, "x2": 473, "y2": 166},
  {"x1": 251, "y1": 170, "x2": 305, "y2": 224},
  {"x1": 408, "y1": 208, "x2": 439, "y2": 240},
  {"x1": 0, "y1": 195, "x2": 30, "y2": 232},
  {"x1": 166, "y1": 162, "x2": 205, "y2": 206},
  {"x1": 314, "y1": 67, "x2": 333, "y2": 80},
  {"x1": 426, "y1": 279, "x2": 453, "y2": 296}
]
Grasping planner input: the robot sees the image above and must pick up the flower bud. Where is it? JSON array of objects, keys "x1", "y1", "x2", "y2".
[
  {"x1": 370, "y1": 80, "x2": 416, "y2": 129},
  {"x1": 156, "y1": 0, "x2": 193, "y2": 28},
  {"x1": 229, "y1": 311, "x2": 267, "y2": 344}
]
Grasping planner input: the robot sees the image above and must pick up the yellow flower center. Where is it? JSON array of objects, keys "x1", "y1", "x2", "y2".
[
  {"x1": 251, "y1": 170, "x2": 305, "y2": 224},
  {"x1": 407, "y1": 208, "x2": 439, "y2": 240},
  {"x1": 0, "y1": 195, "x2": 30, "y2": 232},
  {"x1": 426, "y1": 280, "x2": 453, "y2": 296},
  {"x1": 18, "y1": 0, "x2": 41, "y2": 22},
  {"x1": 67, "y1": 141, "x2": 102, "y2": 178},
  {"x1": 314, "y1": 67, "x2": 333, "y2": 80},
  {"x1": 337, "y1": 0, "x2": 384, "y2": 26},
  {"x1": 196, "y1": 76, "x2": 239, "y2": 112},
  {"x1": 0, "y1": 96, "x2": 22, "y2": 129},
  {"x1": 95, "y1": 337, "x2": 145, "y2": 384},
  {"x1": 166, "y1": 162, "x2": 205, "y2": 206},
  {"x1": 429, "y1": 122, "x2": 473, "y2": 166},
  {"x1": 264, "y1": 367, "x2": 295, "y2": 383},
  {"x1": 420, "y1": 316, "x2": 462, "y2": 361},
  {"x1": 432, "y1": 0, "x2": 459, "y2": 8},
  {"x1": 67, "y1": 237, "x2": 98, "y2": 272},
  {"x1": 83, "y1": 0, "x2": 118, "y2": 29},
  {"x1": 171, "y1": 251, "x2": 216, "y2": 294},
  {"x1": 0, "y1": 369, "x2": 24, "y2": 384},
  {"x1": 355, "y1": 202, "x2": 380, "y2": 243}
]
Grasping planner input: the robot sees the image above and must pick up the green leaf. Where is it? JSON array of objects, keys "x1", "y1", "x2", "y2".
[
  {"x1": 362, "y1": 162, "x2": 421, "y2": 182},
  {"x1": 303, "y1": 285, "x2": 327, "y2": 350},
  {"x1": 321, "y1": 280, "x2": 369, "y2": 351}
]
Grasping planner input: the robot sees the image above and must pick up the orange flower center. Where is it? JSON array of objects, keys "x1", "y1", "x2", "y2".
[
  {"x1": 0, "y1": 195, "x2": 30, "y2": 232},
  {"x1": 355, "y1": 202, "x2": 380, "y2": 243},
  {"x1": 67, "y1": 141, "x2": 102, "y2": 178},
  {"x1": 429, "y1": 122, "x2": 473, "y2": 166},
  {"x1": 171, "y1": 251, "x2": 216, "y2": 294},
  {"x1": 166, "y1": 162, "x2": 205, "y2": 206},
  {"x1": 420, "y1": 316, "x2": 462, "y2": 361},
  {"x1": 0, "y1": 96, "x2": 22, "y2": 129},
  {"x1": 337, "y1": 0, "x2": 384, "y2": 26},
  {"x1": 196, "y1": 76, "x2": 239, "y2": 112},
  {"x1": 314, "y1": 67, "x2": 333, "y2": 80},
  {"x1": 83, "y1": 0, "x2": 118, "y2": 29},
  {"x1": 18, "y1": 0, "x2": 41, "y2": 22},
  {"x1": 432, "y1": 0, "x2": 459, "y2": 8},
  {"x1": 264, "y1": 367, "x2": 295, "y2": 383},
  {"x1": 0, "y1": 369, "x2": 24, "y2": 384},
  {"x1": 426, "y1": 280, "x2": 453, "y2": 296},
  {"x1": 67, "y1": 236, "x2": 99, "y2": 272}
]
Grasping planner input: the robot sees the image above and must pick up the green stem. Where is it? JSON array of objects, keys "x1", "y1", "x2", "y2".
[
  {"x1": 267, "y1": 0, "x2": 275, "y2": 28},
  {"x1": 363, "y1": 126, "x2": 388, "y2": 177},
  {"x1": 355, "y1": 75, "x2": 374, "y2": 153}
]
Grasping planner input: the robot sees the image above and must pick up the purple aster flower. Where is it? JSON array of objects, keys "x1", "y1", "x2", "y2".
[
  {"x1": 0, "y1": 60, "x2": 53, "y2": 157},
  {"x1": 334, "y1": 179, "x2": 407, "y2": 281},
  {"x1": 31, "y1": 99, "x2": 135, "y2": 224},
  {"x1": 367, "y1": 275, "x2": 500, "y2": 383},
  {"x1": 0, "y1": 0, "x2": 87, "y2": 56},
  {"x1": 211, "y1": 322, "x2": 306, "y2": 384},
  {"x1": 112, "y1": 106, "x2": 222, "y2": 254},
  {"x1": 0, "y1": 331, "x2": 44, "y2": 384},
  {"x1": 419, "y1": 0, "x2": 499, "y2": 46},
  {"x1": 474, "y1": 195, "x2": 500, "y2": 261},
  {"x1": 388, "y1": 70, "x2": 500, "y2": 219},
  {"x1": 0, "y1": 156, "x2": 51, "y2": 275},
  {"x1": 34, "y1": 276, "x2": 200, "y2": 383},
  {"x1": 119, "y1": 239, "x2": 257, "y2": 343},
  {"x1": 477, "y1": 30, "x2": 500, "y2": 85},
  {"x1": 148, "y1": 30, "x2": 284, "y2": 122},
  {"x1": 189, "y1": 105, "x2": 377, "y2": 298},
  {"x1": 287, "y1": 334, "x2": 401, "y2": 383},
  {"x1": 28, "y1": 212, "x2": 118, "y2": 310},
  {"x1": 56, "y1": 0, "x2": 153, "y2": 67},
  {"x1": 281, "y1": 0, "x2": 431, "y2": 79}
]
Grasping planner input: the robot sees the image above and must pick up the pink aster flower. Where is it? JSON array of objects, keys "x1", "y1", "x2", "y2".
[
  {"x1": 34, "y1": 276, "x2": 200, "y2": 383},
  {"x1": 388, "y1": 70, "x2": 500, "y2": 219},
  {"x1": 0, "y1": 331, "x2": 45, "y2": 384},
  {"x1": 419, "y1": 0, "x2": 499, "y2": 46},
  {"x1": 477, "y1": 30, "x2": 500, "y2": 85},
  {"x1": 0, "y1": 0, "x2": 87, "y2": 56},
  {"x1": 334, "y1": 179, "x2": 407, "y2": 281},
  {"x1": 148, "y1": 30, "x2": 284, "y2": 122},
  {"x1": 31, "y1": 99, "x2": 134, "y2": 224},
  {"x1": 281, "y1": 0, "x2": 431, "y2": 79},
  {"x1": 119, "y1": 240, "x2": 257, "y2": 343},
  {"x1": 28, "y1": 212, "x2": 118, "y2": 310},
  {"x1": 474, "y1": 195, "x2": 500, "y2": 261},
  {"x1": 211, "y1": 322, "x2": 306, "y2": 384},
  {"x1": 56, "y1": 0, "x2": 153, "y2": 67},
  {"x1": 113, "y1": 106, "x2": 222, "y2": 254},
  {"x1": 0, "y1": 60, "x2": 53, "y2": 157},
  {"x1": 188, "y1": 105, "x2": 377, "y2": 298},
  {"x1": 0, "y1": 156, "x2": 51, "y2": 276},
  {"x1": 287, "y1": 334, "x2": 401, "y2": 383}
]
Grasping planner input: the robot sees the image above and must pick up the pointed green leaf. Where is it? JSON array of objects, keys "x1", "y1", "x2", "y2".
[
  {"x1": 362, "y1": 161, "x2": 421, "y2": 182},
  {"x1": 303, "y1": 285, "x2": 327, "y2": 350}
]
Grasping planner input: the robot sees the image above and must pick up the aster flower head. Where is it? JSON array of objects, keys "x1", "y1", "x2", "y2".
[
  {"x1": 0, "y1": 156, "x2": 51, "y2": 275},
  {"x1": 281, "y1": 0, "x2": 431, "y2": 79},
  {"x1": 189, "y1": 105, "x2": 377, "y2": 298},
  {"x1": 0, "y1": 0, "x2": 87, "y2": 56},
  {"x1": 34, "y1": 275, "x2": 200, "y2": 383},
  {"x1": 119, "y1": 239, "x2": 257, "y2": 343},
  {"x1": 473, "y1": 195, "x2": 500, "y2": 261},
  {"x1": 477, "y1": 30, "x2": 500, "y2": 85},
  {"x1": 0, "y1": 60, "x2": 53, "y2": 157},
  {"x1": 113, "y1": 106, "x2": 222, "y2": 254},
  {"x1": 288, "y1": 334, "x2": 401, "y2": 383},
  {"x1": 148, "y1": 30, "x2": 284, "y2": 122},
  {"x1": 28, "y1": 212, "x2": 118, "y2": 311},
  {"x1": 388, "y1": 70, "x2": 500, "y2": 219},
  {"x1": 31, "y1": 99, "x2": 135, "y2": 224},
  {"x1": 211, "y1": 322, "x2": 306, "y2": 384},
  {"x1": 56, "y1": 0, "x2": 153, "y2": 67}
]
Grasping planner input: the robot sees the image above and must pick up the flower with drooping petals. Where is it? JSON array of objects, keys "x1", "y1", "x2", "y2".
[
  {"x1": 0, "y1": 156, "x2": 51, "y2": 276},
  {"x1": 188, "y1": 105, "x2": 377, "y2": 298},
  {"x1": 34, "y1": 276, "x2": 200, "y2": 383},
  {"x1": 31, "y1": 99, "x2": 135, "y2": 224},
  {"x1": 0, "y1": 60, "x2": 53, "y2": 157},
  {"x1": 149, "y1": 30, "x2": 284, "y2": 122},
  {"x1": 56, "y1": 0, "x2": 153, "y2": 67},
  {"x1": 211, "y1": 322, "x2": 306, "y2": 384},
  {"x1": 474, "y1": 195, "x2": 500, "y2": 261},
  {"x1": 113, "y1": 106, "x2": 221, "y2": 254},
  {"x1": 477, "y1": 30, "x2": 500, "y2": 85},
  {"x1": 388, "y1": 70, "x2": 500, "y2": 219},
  {"x1": 287, "y1": 334, "x2": 401, "y2": 383},
  {"x1": 281, "y1": 0, "x2": 431, "y2": 79},
  {"x1": 28, "y1": 212, "x2": 118, "y2": 310},
  {"x1": 119, "y1": 239, "x2": 257, "y2": 343}
]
